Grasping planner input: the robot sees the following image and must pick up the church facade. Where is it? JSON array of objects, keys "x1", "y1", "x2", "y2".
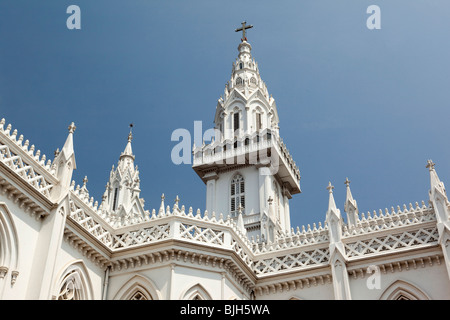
[{"x1": 1, "y1": 32, "x2": 450, "y2": 300}]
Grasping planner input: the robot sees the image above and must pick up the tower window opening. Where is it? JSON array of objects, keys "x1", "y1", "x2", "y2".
[
  {"x1": 234, "y1": 112, "x2": 240, "y2": 132},
  {"x1": 231, "y1": 174, "x2": 245, "y2": 216},
  {"x1": 112, "y1": 188, "x2": 118, "y2": 211},
  {"x1": 256, "y1": 113, "x2": 262, "y2": 131}
]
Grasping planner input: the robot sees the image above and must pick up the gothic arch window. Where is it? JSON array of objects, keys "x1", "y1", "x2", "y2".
[
  {"x1": 236, "y1": 77, "x2": 243, "y2": 86},
  {"x1": 250, "y1": 77, "x2": 257, "y2": 85},
  {"x1": 379, "y1": 280, "x2": 430, "y2": 300},
  {"x1": 181, "y1": 284, "x2": 212, "y2": 300},
  {"x1": 233, "y1": 112, "x2": 240, "y2": 133},
  {"x1": 231, "y1": 174, "x2": 245, "y2": 216},
  {"x1": 55, "y1": 262, "x2": 93, "y2": 300},
  {"x1": 130, "y1": 290, "x2": 149, "y2": 300},
  {"x1": 113, "y1": 274, "x2": 161, "y2": 300}
]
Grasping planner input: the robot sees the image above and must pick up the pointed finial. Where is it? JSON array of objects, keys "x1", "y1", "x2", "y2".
[
  {"x1": 238, "y1": 203, "x2": 243, "y2": 215},
  {"x1": 327, "y1": 181, "x2": 334, "y2": 193},
  {"x1": 426, "y1": 159, "x2": 435, "y2": 171},
  {"x1": 174, "y1": 195, "x2": 180, "y2": 208},
  {"x1": 83, "y1": 176, "x2": 88, "y2": 186},
  {"x1": 68, "y1": 122, "x2": 76, "y2": 134}
]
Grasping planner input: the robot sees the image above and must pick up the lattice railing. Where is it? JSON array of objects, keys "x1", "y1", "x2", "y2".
[
  {"x1": 344, "y1": 227, "x2": 439, "y2": 259},
  {"x1": 69, "y1": 198, "x2": 114, "y2": 247},
  {"x1": 253, "y1": 246, "x2": 329, "y2": 275},
  {"x1": 179, "y1": 222, "x2": 225, "y2": 246},
  {"x1": 0, "y1": 119, "x2": 58, "y2": 200},
  {"x1": 111, "y1": 224, "x2": 171, "y2": 249},
  {"x1": 0, "y1": 141, "x2": 55, "y2": 198}
]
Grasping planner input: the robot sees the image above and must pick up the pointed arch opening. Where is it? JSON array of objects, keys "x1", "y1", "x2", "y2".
[
  {"x1": 113, "y1": 274, "x2": 161, "y2": 300},
  {"x1": 181, "y1": 283, "x2": 213, "y2": 300},
  {"x1": 379, "y1": 280, "x2": 430, "y2": 300}
]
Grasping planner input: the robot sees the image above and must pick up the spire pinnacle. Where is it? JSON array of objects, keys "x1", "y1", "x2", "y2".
[
  {"x1": 327, "y1": 181, "x2": 338, "y2": 212},
  {"x1": 426, "y1": 159, "x2": 435, "y2": 171},
  {"x1": 68, "y1": 122, "x2": 76, "y2": 134},
  {"x1": 327, "y1": 181, "x2": 335, "y2": 194}
]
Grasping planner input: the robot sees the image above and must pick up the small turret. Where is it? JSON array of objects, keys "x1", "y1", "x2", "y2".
[
  {"x1": 50, "y1": 122, "x2": 77, "y2": 202},
  {"x1": 99, "y1": 126, "x2": 146, "y2": 223}
]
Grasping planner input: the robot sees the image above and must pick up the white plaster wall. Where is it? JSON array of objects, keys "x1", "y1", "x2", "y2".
[
  {"x1": 0, "y1": 197, "x2": 41, "y2": 299},
  {"x1": 349, "y1": 263, "x2": 450, "y2": 300}
]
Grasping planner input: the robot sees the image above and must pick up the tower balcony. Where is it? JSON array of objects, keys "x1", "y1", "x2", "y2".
[{"x1": 192, "y1": 128, "x2": 301, "y2": 195}]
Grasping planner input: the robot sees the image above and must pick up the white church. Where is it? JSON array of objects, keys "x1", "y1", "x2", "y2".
[{"x1": 0, "y1": 24, "x2": 450, "y2": 301}]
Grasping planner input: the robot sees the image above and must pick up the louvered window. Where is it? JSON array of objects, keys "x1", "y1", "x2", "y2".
[{"x1": 231, "y1": 174, "x2": 245, "y2": 216}]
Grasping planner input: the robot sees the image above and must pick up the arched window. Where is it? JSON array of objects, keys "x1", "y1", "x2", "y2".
[
  {"x1": 113, "y1": 275, "x2": 161, "y2": 300},
  {"x1": 236, "y1": 77, "x2": 243, "y2": 86},
  {"x1": 130, "y1": 290, "x2": 149, "y2": 300},
  {"x1": 250, "y1": 77, "x2": 256, "y2": 85},
  {"x1": 233, "y1": 112, "x2": 240, "y2": 133},
  {"x1": 256, "y1": 112, "x2": 262, "y2": 131},
  {"x1": 181, "y1": 284, "x2": 213, "y2": 300},
  {"x1": 55, "y1": 262, "x2": 93, "y2": 300},
  {"x1": 113, "y1": 187, "x2": 119, "y2": 211},
  {"x1": 379, "y1": 280, "x2": 430, "y2": 300},
  {"x1": 231, "y1": 174, "x2": 245, "y2": 216}
]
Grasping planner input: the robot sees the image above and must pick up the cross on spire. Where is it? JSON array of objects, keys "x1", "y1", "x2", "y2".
[
  {"x1": 426, "y1": 159, "x2": 435, "y2": 171},
  {"x1": 68, "y1": 122, "x2": 76, "y2": 134},
  {"x1": 235, "y1": 21, "x2": 253, "y2": 42},
  {"x1": 344, "y1": 177, "x2": 350, "y2": 187},
  {"x1": 327, "y1": 181, "x2": 334, "y2": 193},
  {"x1": 128, "y1": 123, "x2": 133, "y2": 142}
]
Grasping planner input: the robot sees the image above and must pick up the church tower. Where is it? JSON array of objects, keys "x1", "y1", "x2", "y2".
[{"x1": 192, "y1": 23, "x2": 301, "y2": 242}]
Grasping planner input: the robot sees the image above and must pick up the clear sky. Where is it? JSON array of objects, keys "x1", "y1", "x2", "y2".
[{"x1": 1, "y1": 0, "x2": 450, "y2": 230}]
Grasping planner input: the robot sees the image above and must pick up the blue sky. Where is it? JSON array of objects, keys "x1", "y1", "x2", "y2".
[{"x1": 1, "y1": 0, "x2": 450, "y2": 230}]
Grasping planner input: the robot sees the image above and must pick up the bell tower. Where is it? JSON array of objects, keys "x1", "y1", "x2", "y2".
[{"x1": 192, "y1": 23, "x2": 301, "y2": 242}]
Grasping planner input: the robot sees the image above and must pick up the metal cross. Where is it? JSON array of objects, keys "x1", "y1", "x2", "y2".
[{"x1": 235, "y1": 21, "x2": 253, "y2": 41}]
